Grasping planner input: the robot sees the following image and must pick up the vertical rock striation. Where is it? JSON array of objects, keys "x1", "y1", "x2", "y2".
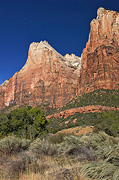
[
  {"x1": 0, "y1": 7, "x2": 119, "y2": 110},
  {"x1": 0, "y1": 80, "x2": 9, "y2": 109},
  {"x1": 3, "y1": 41, "x2": 81, "y2": 109},
  {"x1": 78, "y1": 7, "x2": 119, "y2": 94}
]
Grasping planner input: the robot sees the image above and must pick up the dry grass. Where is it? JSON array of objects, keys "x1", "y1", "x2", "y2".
[
  {"x1": 0, "y1": 132, "x2": 99, "y2": 180},
  {"x1": 19, "y1": 172, "x2": 90, "y2": 180},
  {"x1": 18, "y1": 157, "x2": 90, "y2": 180},
  {"x1": 0, "y1": 152, "x2": 90, "y2": 180},
  {"x1": 55, "y1": 126, "x2": 93, "y2": 136}
]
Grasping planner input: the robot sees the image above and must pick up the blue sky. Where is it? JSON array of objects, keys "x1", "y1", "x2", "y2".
[{"x1": 0, "y1": 0, "x2": 119, "y2": 84}]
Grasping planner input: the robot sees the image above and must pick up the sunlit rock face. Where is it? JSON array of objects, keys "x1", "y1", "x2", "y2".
[
  {"x1": 78, "y1": 7, "x2": 119, "y2": 94},
  {"x1": 0, "y1": 80, "x2": 9, "y2": 109},
  {"x1": 3, "y1": 41, "x2": 80, "y2": 109},
  {"x1": 0, "y1": 7, "x2": 119, "y2": 111},
  {"x1": 64, "y1": 54, "x2": 81, "y2": 69}
]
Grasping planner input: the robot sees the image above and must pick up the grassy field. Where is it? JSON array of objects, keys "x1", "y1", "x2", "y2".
[{"x1": 0, "y1": 132, "x2": 119, "y2": 180}]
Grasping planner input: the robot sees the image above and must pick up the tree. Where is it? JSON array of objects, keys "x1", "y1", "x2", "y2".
[{"x1": 0, "y1": 107, "x2": 49, "y2": 139}]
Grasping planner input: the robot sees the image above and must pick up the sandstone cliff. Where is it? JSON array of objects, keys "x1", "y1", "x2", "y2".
[
  {"x1": 0, "y1": 7, "x2": 119, "y2": 110},
  {"x1": 0, "y1": 80, "x2": 9, "y2": 109},
  {"x1": 1, "y1": 41, "x2": 80, "y2": 109},
  {"x1": 78, "y1": 7, "x2": 119, "y2": 94}
]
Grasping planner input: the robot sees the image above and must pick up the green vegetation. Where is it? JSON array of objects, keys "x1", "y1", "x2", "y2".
[
  {"x1": 94, "y1": 111, "x2": 119, "y2": 136},
  {"x1": 0, "y1": 88, "x2": 119, "y2": 137},
  {"x1": 0, "y1": 135, "x2": 30, "y2": 156},
  {"x1": 48, "y1": 110, "x2": 119, "y2": 136},
  {"x1": 0, "y1": 106, "x2": 49, "y2": 139},
  {"x1": 46, "y1": 89, "x2": 119, "y2": 135},
  {"x1": 81, "y1": 131, "x2": 119, "y2": 180},
  {"x1": 60, "y1": 88, "x2": 119, "y2": 111},
  {"x1": 0, "y1": 88, "x2": 118, "y2": 179},
  {"x1": 45, "y1": 89, "x2": 119, "y2": 115},
  {"x1": 48, "y1": 112, "x2": 97, "y2": 133},
  {"x1": 0, "y1": 131, "x2": 119, "y2": 179},
  {"x1": 1, "y1": 89, "x2": 119, "y2": 116}
]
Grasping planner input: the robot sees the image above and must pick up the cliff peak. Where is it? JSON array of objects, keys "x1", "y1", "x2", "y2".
[
  {"x1": 25, "y1": 41, "x2": 81, "y2": 70},
  {"x1": 97, "y1": 7, "x2": 118, "y2": 18},
  {"x1": 79, "y1": 7, "x2": 119, "y2": 94},
  {"x1": 3, "y1": 40, "x2": 80, "y2": 109},
  {"x1": 30, "y1": 40, "x2": 52, "y2": 49},
  {"x1": 0, "y1": 80, "x2": 9, "y2": 87},
  {"x1": 0, "y1": 7, "x2": 118, "y2": 111},
  {"x1": 64, "y1": 53, "x2": 81, "y2": 69}
]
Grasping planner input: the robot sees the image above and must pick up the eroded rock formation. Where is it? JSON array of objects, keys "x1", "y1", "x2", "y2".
[
  {"x1": 0, "y1": 80, "x2": 9, "y2": 109},
  {"x1": 0, "y1": 7, "x2": 119, "y2": 110},
  {"x1": 46, "y1": 105, "x2": 119, "y2": 119},
  {"x1": 64, "y1": 54, "x2": 81, "y2": 69},
  {"x1": 78, "y1": 7, "x2": 119, "y2": 94},
  {"x1": 1, "y1": 41, "x2": 80, "y2": 110}
]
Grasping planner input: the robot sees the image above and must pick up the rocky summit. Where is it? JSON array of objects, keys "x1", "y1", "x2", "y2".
[
  {"x1": 78, "y1": 7, "x2": 119, "y2": 94},
  {"x1": 0, "y1": 41, "x2": 80, "y2": 110},
  {"x1": 0, "y1": 7, "x2": 119, "y2": 110}
]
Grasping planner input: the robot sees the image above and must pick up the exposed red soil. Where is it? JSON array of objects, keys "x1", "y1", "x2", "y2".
[{"x1": 46, "y1": 105, "x2": 119, "y2": 119}]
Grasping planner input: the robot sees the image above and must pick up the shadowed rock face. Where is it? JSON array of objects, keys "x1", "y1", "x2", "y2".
[
  {"x1": 0, "y1": 7, "x2": 119, "y2": 110},
  {"x1": 2, "y1": 41, "x2": 80, "y2": 109},
  {"x1": 78, "y1": 7, "x2": 119, "y2": 94},
  {"x1": 0, "y1": 80, "x2": 9, "y2": 109}
]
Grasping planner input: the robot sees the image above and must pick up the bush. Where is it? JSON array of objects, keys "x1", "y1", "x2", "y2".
[
  {"x1": 81, "y1": 132, "x2": 119, "y2": 179},
  {"x1": 0, "y1": 107, "x2": 49, "y2": 139},
  {"x1": 29, "y1": 138, "x2": 58, "y2": 156},
  {"x1": 58, "y1": 135, "x2": 82, "y2": 155},
  {"x1": 57, "y1": 135, "x2": 95, "y2": 161},
  {"x1": 49, "y1": 133, "x2": 68, "y2": 144},
  {"x1": 81, "y1": 161, "x2": 119, "y2": 180},
  {"x1": 93, "y1": 111, "x2": 119, "y2": 136},
  {"x1": 0, "y1": 135, "x2": 30, "y2": 156},
  {"x1": 0, "y1": 151, "x2": 39, "y2": 179}
]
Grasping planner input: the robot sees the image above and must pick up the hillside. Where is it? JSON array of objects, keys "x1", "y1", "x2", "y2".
[
  {"x1": 46, "y1": 89, "x2": 119, "y2": 135},
  {"x1": 46, "y1": 88, "x2": 119, "y2": 115}
]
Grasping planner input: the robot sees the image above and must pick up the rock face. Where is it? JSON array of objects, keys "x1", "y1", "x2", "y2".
[
  {"x1": 78, "y1": 7, "x2": 119, "y2": 94},
  {"x1": 0, "y1": 7, "x2": 119, "y2": 110},
  {"x1": 46, "y1": 105, "x2": 119, "y2": 119},
  {"x1": 2, "y1": 41, "x2": 80, "y2": 109},
  {"x1": 0, "y1": 80, "x2": 9, "y2": 109},
  {"x1": 64, "y1": 54, "x2": 81, "y2": 69}
]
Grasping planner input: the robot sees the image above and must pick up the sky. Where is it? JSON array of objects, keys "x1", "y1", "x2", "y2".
[{"x1": 0, "y1": 0, "x2": 119, "y2": 84}]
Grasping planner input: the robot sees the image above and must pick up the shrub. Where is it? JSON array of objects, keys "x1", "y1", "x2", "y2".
[
  {"x1": 57, "y1": 135, "x2": 95, "y2": 161},
  {"x1": 93, "y1": 111, "x2": 119, "y2": 136},
  {"x1": 81, "y1": 161, "x2": 118, "y2": 180},
  {"x1": 0, "y1": 151, "x2": 39, "y2": 179},
  {"x1": 49, "y1": 133, "x2": 68, "y2": 144},
  {"x1": 81, "y1": 132, "x2": 119, "y2": 179},
  {"x1": 29, "y1": 138, "x2": 58, "y2": 156},
  {"x1": 0, "y1": 135, "x2": 30, "y2": 156},
  {"x1": 58, "y1": 135, "x2": 82, "y2": 155},
  {"x1": 0, "y1": 107, "x2": 49, "y2": 139}
]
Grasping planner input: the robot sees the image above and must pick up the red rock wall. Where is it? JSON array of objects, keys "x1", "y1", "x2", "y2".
[
  {"x1": 0, "y1": 80, "x2": 9, "y2": 109},
  {"x1": 0, "y1": 8, "x2": 119, "y2": 111},
  {"x1": 3, "y1": 41, "x2": 80, "y2": 109},
  {"x1": 0, "y1": 87, "x2": 6, "y2": 109},
  {"x1": 78, "y1": 7, "x2": 119, "y2": 94},
  {"x1": 46, "y1": 105, "x2": 119, "y2": 119}
]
